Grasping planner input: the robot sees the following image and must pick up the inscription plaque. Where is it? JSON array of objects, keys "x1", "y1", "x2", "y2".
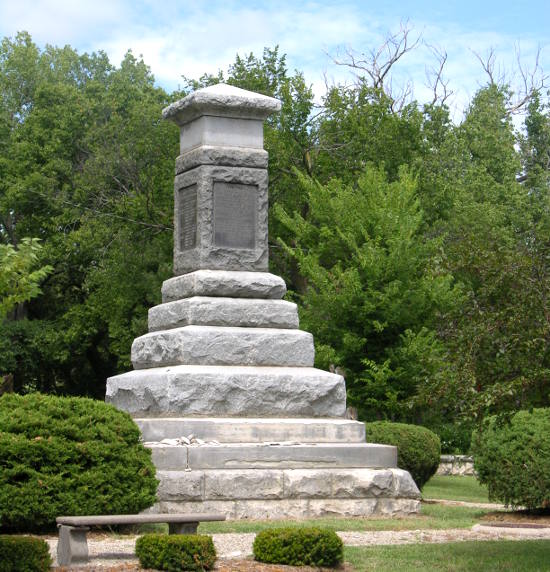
[
  {"x1": 213, "y1": 182, "x2": 257, "y2": 249},
  {"x1": 178, "y1": 185, "x2": 197, "y2": 250}
]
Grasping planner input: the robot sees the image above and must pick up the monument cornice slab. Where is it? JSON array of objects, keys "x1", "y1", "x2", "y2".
[{"x1": 163, "y1": 83, "x2": 281, "y2": 126}]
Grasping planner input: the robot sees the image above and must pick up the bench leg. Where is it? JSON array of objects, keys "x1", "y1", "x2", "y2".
[
  {"x1": 57, "y1": 524, "x2": 90, "y2": 566},
  {"x1": 169, "y1": 521, "x2": 198, "y2": 535}
]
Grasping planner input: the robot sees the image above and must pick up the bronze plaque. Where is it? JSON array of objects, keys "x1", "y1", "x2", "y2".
[
  {"x1": 213, "y1": 182, "x2": 257, "y2": 249},
  {"x1": 178, "y1": 185, "x2": 197, "y2": 250}
]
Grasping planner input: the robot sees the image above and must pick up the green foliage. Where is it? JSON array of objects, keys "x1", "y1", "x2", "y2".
[
  {"x1": 0, "y1": 535, "x2": 52, "y2": 572},
  {"x1": 278, "y1": 165, "x2": 461, "y2": 420},
  {"x1": 365, "y1": 422, "x2": 441, "y2": 489},
  {"x1": 424, "y1": 84, "x2": 550, "y2": 421},
  {"x1": 0, "y1": 238, "x2": 52, "y2": 319},
  {"x1": 135, "y1": 534, "x2": 216, "y2": 571},
  {"x1": 429, "y1": 421, "x2": 473, "y2": 454},
  {"x1": 0, "y1": 32, "x2": 176, "y2": 395},
  {"x1": 0, "y1": 393, "x2": 157, "y2": 532},
  {"x1": 472, "y1": 408, "x2": 550, "y2": 509},
  {"x1": 253, "y1": 527, "x2": 343, "y2": 567},
  {"x1": 2, "y1": 30, "x2": 550, "y2": 429}
]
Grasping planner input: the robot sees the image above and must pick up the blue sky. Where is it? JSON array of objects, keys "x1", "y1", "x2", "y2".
[{"x1": 0, "y1": 0, "x2": 548, "y2": 118}]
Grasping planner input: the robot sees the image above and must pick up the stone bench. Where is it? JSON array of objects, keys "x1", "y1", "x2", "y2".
[{"x1": 56, "y1": 512, "x2": 226, "y2": 566}]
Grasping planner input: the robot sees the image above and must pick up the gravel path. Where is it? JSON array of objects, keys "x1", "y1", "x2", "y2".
[{"x1": 45, "y1": 525, "x2": 550, "y2": 569}]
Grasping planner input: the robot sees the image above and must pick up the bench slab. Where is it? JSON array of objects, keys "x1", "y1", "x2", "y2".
[
  {"x1": 56, "y1": 513, "x2": 225, "y2": 566},
  {"x1": 56, "y1": 512, "x2": 225, "y2": 527}
]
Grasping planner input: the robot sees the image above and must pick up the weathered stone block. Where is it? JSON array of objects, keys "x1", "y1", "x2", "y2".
[
  {"x1": 156, "y1": 471, "x2": 204, "y2": 501},
  {"x1": 176, "y1": 146, "x2": 268, "y2": 174},
  {"x1": 148, "y1": 297, "x2": 299, "y2": 331},
  {"x1": 283, "y1": 470, "x2": 332, "y2": 499},
  {"x1": 161, "y1": 270, "x2": 286, "y2": 301},
  {"x1": 331, "y1": 469, "x2": 395, "y2": 498},
  {"x1": 106, "y1": 365, "x2": 346, "y2": 418},
  {"x1": 131, "y1": 326, "x2": 315, "y2": 369},
  {"x1": 204, "y1": 470, "x2": 283, "y2": 500}
]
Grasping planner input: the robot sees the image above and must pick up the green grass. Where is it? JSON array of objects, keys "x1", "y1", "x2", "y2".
[
  {"x1": 344, "y1": 540, "x2": 550, "y2": 571},
  {"x1": 196, "y1": 504, "x2": 489, "y2": 534},
  {"x1": 423, "y1": 475, "x2": 490, "y2": 503}
]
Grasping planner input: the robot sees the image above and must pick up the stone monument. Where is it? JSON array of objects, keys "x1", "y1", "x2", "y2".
[{"x1": 106, "y1": 83, "x2": 420, "y2": 518}]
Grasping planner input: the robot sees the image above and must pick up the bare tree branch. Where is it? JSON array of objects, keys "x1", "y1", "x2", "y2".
[
  {"x1": 473, "y1": 44, "x2": 548, "y2": 114},
  {"x1": 507, "y1": 44, "x2": 549, "y2": 114},
  {"x1": 330, "y1": 20, "x2": 421, "y2": 111},
  {"x1": 424, "y1": 43, "x2": 453, "y2": 106}
]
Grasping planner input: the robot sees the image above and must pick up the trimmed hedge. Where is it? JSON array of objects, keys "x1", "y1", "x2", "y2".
[
  {"x1": 472, "y1": 408, "x2": 550, "y2": 510},
  {"x1": 0, "y1": 393, "x2": 158, "y2": 532},
  {"x1": 0, "y1": 535, "x2": 52, "y2": 572},
  {"x1": 135, "y1": 534, "x2": 216, "y2": 571},
  {"x1": 253, "y1": 527, "x2": 343, "y2": 567},
  {"x1": 364, "y1": 421, "x2": 440, "y2": 490}
]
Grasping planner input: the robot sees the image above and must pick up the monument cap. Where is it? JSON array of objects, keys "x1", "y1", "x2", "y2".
[{"x1": 162, "y1": 83, "x2": 281, "y2": 126}]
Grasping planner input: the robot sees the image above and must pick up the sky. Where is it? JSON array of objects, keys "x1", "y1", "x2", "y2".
[{"x1": 0, "y1": 0, "x2": 548, "y2": 119}]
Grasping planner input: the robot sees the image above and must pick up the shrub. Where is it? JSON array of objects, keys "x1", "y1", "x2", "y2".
[
  {"x1": 472, "y1": 408, "x2": 550, "y2": 510},
  {"x1": 253, "y1": 527, "x2": 343, "y2": 567},
  {"x1": 364, "y1": 421, "x2": 440, "y2": 490},
  {"x1": 0, "y1": 393, "x2": 158, "y2": 532},
  {"x1": 0, "y1": 535, "x2": 52, "y2": 572},
  {"x1": 135, "y1": 534, "x2": 216, "y2": 571}
]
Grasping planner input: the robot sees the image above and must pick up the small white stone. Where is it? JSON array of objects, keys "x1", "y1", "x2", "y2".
[{"x1": 160, "y1": 438, "x2": 180, "y2": 446}]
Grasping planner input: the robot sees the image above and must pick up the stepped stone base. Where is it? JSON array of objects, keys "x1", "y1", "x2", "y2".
[
  {"x1": 106, "y1": 366, "x2": 345, "y2": 417},
  {"x1": 131, "y1": 326, "x2": 314, "y2": 369},
  {"x1": 136, "y1": 417, "x2": 366, "y2": 443},
  {"x1": 149, "y1": 442, "x2": 397, "y2": 470},
  {"x1": 150, "y1": 497, "x2": 421, "y2": 520},
  {"x1": 161, "y1": 270, "x2": 287, "y2": 302},
  {"x1": 147, "y1": 467, "x2": 420, "y2": 519},
  {"x1": 149, "y1": 297, "x2": 299, "y2": 331}
]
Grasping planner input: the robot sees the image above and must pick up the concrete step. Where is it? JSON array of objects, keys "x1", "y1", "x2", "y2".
[
  {"x1": 135, "y1": 417, "x2": 366, "y2": 443},
  {"x1": 154, "y1": 467, "x2": 419, "y2": 504},
  {"x1": 106, "y1": 365, "x2": 345, "y2": 418},
  {"x1": 148, "y1": 442, "x2": 397, "y2": 471},
  {"x1": 131, "y1": 326, "x2": 314, "y2": 369},
  {"x1": 148, "y1": 297, "x2": 299, "y2": 331},
  {"x1": 162, "y1": 270, "x2": 286, "y2": 302}
]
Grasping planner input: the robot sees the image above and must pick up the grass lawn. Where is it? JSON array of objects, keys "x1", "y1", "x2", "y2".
[
  {"x1": 423, "y1": 475, "x2": 490, "y2": 503},
  {"x1": 344, "y1": 540, "x2": 550, "y2": 571},
  {"x1": 196, "y1": 504, "x2": 489, "y2": 534}
]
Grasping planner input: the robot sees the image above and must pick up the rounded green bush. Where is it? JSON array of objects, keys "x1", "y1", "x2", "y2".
[
  {"x1": 0, "y1": 393, "x2": 158, "y2": 532},
  {"x1": 0, "y1": 535, "x2": 52, "y2": 571},
  {"x1": 253, "y1": 527, "x2": 343, "y2": 567},
  {"x1": 135, "y1": 534, "x2": 216, "y2": 571},
  {"x1": 364, "y1": 421, "x2": 440, "y2": 490},
  {"x1": 472, "y1": 408, "x2": 550, "y2": 510}
]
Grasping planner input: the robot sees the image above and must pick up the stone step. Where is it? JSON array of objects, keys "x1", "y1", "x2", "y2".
[
  {"x1": 151, "y1": 497, "x2": 421, "y2": 520},
  {"x1": 148, "y1": 297, "x2": 299, "y2": 331},
  {"x1": 162, "y1": 270, "x2": 286, "y2": 302},
  {"x1": 155, "y1": 467, "x2": 419, "y2": 505},
  {"x1": 148, "y1": 442, "x2": 397, "y2": 471},
  {"x1": 135, "y1": 417, "x2": 365, "y2": 443},
  {"x1": 131, "y1": 326, "x2": 314, "y2": 369},
  {"x1": 106, "y1": 365, "x2": 345, "y2": 418}
]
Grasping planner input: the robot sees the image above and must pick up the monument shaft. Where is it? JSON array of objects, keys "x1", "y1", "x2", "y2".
[{"x1": 106, "y1": 83, "x2": 420, "y2": 519}]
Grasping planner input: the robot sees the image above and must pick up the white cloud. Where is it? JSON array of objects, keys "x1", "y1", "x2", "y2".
[
  {"x1": 0, "y1": 0, "x2": 547, "y2": 119},
  {"x1": 0, "y1": 0, "x2": 125, "y2": 45}
]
